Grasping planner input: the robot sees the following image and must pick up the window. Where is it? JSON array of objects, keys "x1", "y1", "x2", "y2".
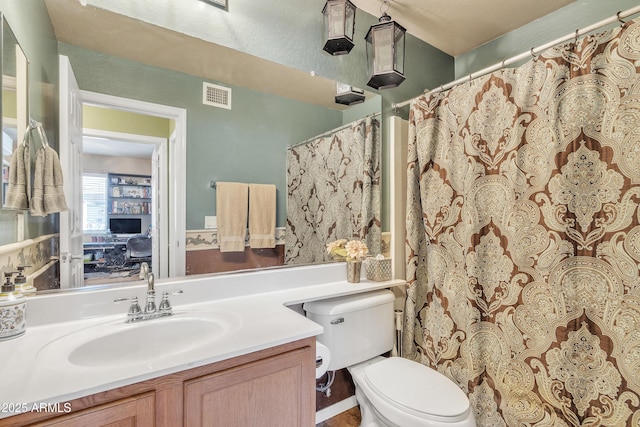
[{"x1": 83, "y1": 173, "x2": 107, "y2": 232}]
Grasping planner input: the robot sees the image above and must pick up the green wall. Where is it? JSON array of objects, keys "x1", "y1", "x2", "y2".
[
  {"x1": 60, "y1": 43, "x2": 345, "y2": 229},
  {"x1": 0, "y1": 0, "x2": 59, "y2": 245}
]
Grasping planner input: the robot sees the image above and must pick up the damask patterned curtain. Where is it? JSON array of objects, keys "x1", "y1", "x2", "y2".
[
  {"x1": 403, "y1": 20, "x2": 640, "y2": 426},
  {"x1": 285, "y1": 114, "x2": 381, "y2": 265}
]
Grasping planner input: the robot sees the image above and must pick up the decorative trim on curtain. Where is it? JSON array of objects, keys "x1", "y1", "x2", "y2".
[
  {"x1": 285, "y1": 114, "x2": 381, "y2": 265},
  {"x1": 404, "y1": 19, "x2": 640, "y2": 426}
]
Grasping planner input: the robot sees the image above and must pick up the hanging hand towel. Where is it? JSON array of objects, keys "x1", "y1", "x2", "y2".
[
  {"x1": 30, "y1": 147, "x2": 46, "y2": 216},
  {"x1": 42, "y1": 146, "x2": 68, "y2": 215},
  {"x1": 249, "y1": 183, "x2": 276, "y2": 248},
  {"x1": 4, "y1": 143, "x2": 30, "y2": 210},
  {"x1": 216, "y1": 182, "x2": 248, "y2": 252}
]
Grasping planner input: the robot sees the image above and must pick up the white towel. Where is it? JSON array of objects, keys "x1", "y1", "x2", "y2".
[
  {"x1": 216, "y1": 182, "x2": 248, "y2": 252},
  {"x1": 4, "y1": 143, "x2": 30, "y2": 210},
  {"x1": 249, "y1": 183, "x2": 276, "y2": 248}
]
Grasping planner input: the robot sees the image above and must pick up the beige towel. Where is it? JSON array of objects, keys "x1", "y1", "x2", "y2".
[
  {"x1": 43, "y1": 146, "x2": 68, "y2": 215},
  {"x1": 216, "y1": 182, "x2": 248, "y2": 252},
  {"x1": 30, "y1": 147, "x2": 45, "y2": 216},
  {"x1": 31, "y1": 146, "x2": 68, "y2": 217},
  {"x1": 4, "y1": 143, "x2": 30, "y2": 210},
  {"x1": 249, "y1": 184, "x2": 276, "y2": 248}
]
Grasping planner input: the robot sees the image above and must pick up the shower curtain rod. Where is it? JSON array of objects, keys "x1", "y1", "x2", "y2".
[
  {"x1": 392, "y1": 5, "x2": 640, "y2": 110},
  {"x1": 288, "y1": 111, "x2": 381, "y2": 149}
]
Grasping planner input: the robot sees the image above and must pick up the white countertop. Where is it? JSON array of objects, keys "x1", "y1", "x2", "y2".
[{"x1": 0, "y1": 263, "x2": 405, "y2": 419}]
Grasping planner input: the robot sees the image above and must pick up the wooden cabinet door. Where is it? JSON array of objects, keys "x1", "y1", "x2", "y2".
[
  {"x1": 184, "y1": 347, "x2": 315, "y2": 427},
  {"x1": 28, "y1": 394, "x2": 154, "y2": 427}
]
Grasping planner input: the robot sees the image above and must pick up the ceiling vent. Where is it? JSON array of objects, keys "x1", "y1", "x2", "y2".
[{"x1": 203, "y1": 82, "x2": 232, "y2": 109}]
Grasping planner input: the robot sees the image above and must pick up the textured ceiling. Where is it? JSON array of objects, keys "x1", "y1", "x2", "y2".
[{"x1": 352, "y1": 0, "x2": 576, "y2": 56}]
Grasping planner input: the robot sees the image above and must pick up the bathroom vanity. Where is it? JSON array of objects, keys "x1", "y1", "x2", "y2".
[
  {"x1": 0, "y1": 263, "x2": 405, "y2": 427},
  {"x1": 3, "y1": 337, "x2": 315, "y2": 426}
]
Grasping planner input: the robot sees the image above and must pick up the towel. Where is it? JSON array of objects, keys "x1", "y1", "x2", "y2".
[
  {"x1": 30, "y1": 147, "x2": 45, "y2": 216},
  {"x1": 31, "y1": 146, "x2": 68, "y2": 217},
  {"x1": 249, "y1": 183, "x2": 276, "y2": 248},
  {"x1": 216, "y1": 182, "x2": 248, "y2": 252},
  {"x1": 4, "y1": 143, "x2": 30, "y2": 210}
]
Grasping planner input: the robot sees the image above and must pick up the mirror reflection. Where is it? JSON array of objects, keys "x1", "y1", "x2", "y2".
[
  {"x1": 1, "y1": 15, "x2": 21, "y2": 209},
  {"x1": 0, "y1": 1, "x2": 384, "y2": 294}
]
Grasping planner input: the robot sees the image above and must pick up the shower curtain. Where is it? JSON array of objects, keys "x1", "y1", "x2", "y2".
[
  {"x1": 285, "y1": 114, "x2": 381, "y2": 265},
  {"x1": 403, "y1": 20, "x2": 640, "y2": 426}
]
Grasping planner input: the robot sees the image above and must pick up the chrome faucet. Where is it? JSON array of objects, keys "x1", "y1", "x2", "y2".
[{"x1": 114, "y1": 268, "x2": 183, "y2": 323}]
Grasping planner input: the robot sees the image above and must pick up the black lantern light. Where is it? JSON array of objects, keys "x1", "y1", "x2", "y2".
[
  {"x1": 365, "y1": 12, "x2": 406, "y2": 89},
  {"x1": 335, "y1": 82, "x2": 366, "y2": 106},
  {"x1": 322, "y1": 0, "x2": 356, "y2": 55}
]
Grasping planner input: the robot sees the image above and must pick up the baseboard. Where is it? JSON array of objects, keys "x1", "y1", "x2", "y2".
[{"x1": 315, "y1": 395, "x2": 358, "y2": 424}]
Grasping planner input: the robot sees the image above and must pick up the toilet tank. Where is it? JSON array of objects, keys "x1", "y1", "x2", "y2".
[{"x1": 304, "y1": 289, "x2": 395, "y2": 371}]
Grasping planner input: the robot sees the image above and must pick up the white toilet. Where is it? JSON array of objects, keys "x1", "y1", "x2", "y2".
[{"x1": 304, "y1": 290, "x2": 476, "y2": 427}]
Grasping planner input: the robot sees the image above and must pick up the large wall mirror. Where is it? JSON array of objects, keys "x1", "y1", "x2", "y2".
[
  {"x1": 1, "y1": 1, "x2": 384, "y2": 295},
  {"x1": 1, "y1": 14, "x2": 28, "y2": 211}
]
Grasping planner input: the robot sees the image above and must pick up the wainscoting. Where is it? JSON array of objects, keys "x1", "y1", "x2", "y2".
[
  {"x1": 185, "y1": 228, "x2": 285, "y2": 274},
  {"x1": 185, "y1": 246, "x2": 285, "y2": 275}
]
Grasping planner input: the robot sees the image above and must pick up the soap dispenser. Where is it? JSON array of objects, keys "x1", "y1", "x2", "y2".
[
  {"x1": 14, "y1": 265, "x2": 36, "y2": 297},
  {"x1": 0, "y1": 272, "x2": 27, "y2": 340}
]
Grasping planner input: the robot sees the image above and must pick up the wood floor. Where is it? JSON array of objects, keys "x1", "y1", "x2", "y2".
[{"x1": 316, "y1": 406, "x2": 361, "y2": 427}]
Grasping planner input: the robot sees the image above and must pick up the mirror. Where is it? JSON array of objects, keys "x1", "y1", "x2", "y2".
[
  {"x1": 1, "y1": 14, "x2": 28, "y2": 211},
  {"x1": 4, "y1": 1, "x2": 383, "y2": 294}
]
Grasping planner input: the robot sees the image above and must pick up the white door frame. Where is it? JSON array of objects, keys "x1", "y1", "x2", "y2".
[
  {"x1": 59, "y1": 55, "x2": 85, "y2": 288},
  {"x1": 80, "y1": 91, "x2": 187, "y2": 278},
  {"x1": 83, "y1": 128, "x2": 169, "y2": 278}
]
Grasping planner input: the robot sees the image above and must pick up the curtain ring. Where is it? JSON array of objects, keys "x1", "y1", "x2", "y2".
[
  {"x1": 468, "y1": 74, "x2": 472, "y2": 83},
  {"x1": 501, "y1": 59, "x2": 507, "y2": 68},
  {"x1": 439, "y1": 84, "x2": 444, "y2": 92},
  {"x1": 617, "y1": 11, "x2": 625, "y2": 26},
  {"x1": 530, "y1": 48, "x2": 536, "y2": 60},
  {"x1": 574, "y1": 29, "x2": 580, "y2": 45}
]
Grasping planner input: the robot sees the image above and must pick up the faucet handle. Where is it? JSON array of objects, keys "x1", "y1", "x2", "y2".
[
  {"x1": 114, "y1": 296, "x2": 143, "y2": 321},
  {"x1": 158, "y1": 290, "x2": 183, "y2": 314}
]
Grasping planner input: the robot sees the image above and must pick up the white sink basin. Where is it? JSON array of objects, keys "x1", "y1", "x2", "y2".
[{"x1": 38, "y1": 309, "x2": 242, "y2": 369}]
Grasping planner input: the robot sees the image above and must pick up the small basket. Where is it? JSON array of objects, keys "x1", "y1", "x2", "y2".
[{"x1": 366, "y1": 257, "x2": 392, "y2": 281}]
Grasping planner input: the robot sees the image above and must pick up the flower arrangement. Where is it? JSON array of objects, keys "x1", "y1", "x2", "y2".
[{"x1": 326, "y1": 239, "x2": 368, "y2": 262}]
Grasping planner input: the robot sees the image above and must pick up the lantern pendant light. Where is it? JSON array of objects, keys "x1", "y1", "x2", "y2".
[
  {"x1": 335, "y1": 82, "x2": 366, "y2": 106},
  {"x1": 322, "y1": 0, "x2": 357, "y2": 55},
  {"x1": 365, "y1": 10, "x2": 406, "y2": 89}
]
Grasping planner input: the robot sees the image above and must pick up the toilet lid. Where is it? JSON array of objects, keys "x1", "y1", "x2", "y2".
[{"x1": 364, "y1": 357, "x2": 470, "y2": 422}]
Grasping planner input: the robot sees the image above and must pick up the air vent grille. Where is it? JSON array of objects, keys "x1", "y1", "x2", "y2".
[{"x1": 203, "y1": 82, "x2": 231, "y2": 109}]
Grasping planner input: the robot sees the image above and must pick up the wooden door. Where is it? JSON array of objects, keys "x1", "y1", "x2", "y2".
[
  {"x1": 27, "y1": 394, "x2": 154, "y2": 427},
  {"x1": 184, "y1": 347, "x2": 315, "y2": 427}
]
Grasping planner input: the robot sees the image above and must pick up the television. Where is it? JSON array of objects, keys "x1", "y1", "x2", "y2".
[{"x1": 109, "y1": 218, "x2": 142, "y2": 235}]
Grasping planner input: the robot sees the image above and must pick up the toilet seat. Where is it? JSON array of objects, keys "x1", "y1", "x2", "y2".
[{"x1": 363, "y1": 357, "x2": 471, "y2": 423}]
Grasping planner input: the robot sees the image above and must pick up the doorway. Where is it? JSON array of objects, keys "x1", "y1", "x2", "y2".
[
  {"x1": 59, "y1": 55, "x2": 186, "y2": 288},
  {"x1": 81, "y1": 126, "x2": 164, "y2": 285},
  {"x1": 80, "y1": 91, "x2": 186, "y2": 278},
  {"x1": 80, "y1": 91, "x2": 187, "y2": 281}
]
